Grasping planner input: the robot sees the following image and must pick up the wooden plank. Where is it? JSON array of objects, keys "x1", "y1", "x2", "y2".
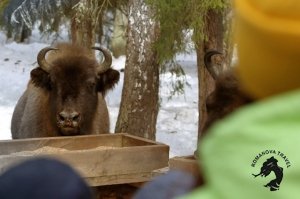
[
  {"x1": 86, "y1": 172, "x2": 154, "y2": 186},
  {"x1": 0, "y1": 134, "x2": 124, "y2": 154},
  {"x1": 121, "y1": 134, "x2": 165, "y2": 147},
  {"x1": 0, "y1": 133, "x2": 167, "y2": 154},
  {"x1": 169, "y1": 156, "x2": 200, "y2": 177}
]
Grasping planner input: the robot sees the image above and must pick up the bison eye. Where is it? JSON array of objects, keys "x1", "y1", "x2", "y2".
[
  {"x1": 49, "y1": 80, "x2": 58, "y2": 90},
  {"x1": 87, "y1": 81, "x2": 96, "y2": 91}
]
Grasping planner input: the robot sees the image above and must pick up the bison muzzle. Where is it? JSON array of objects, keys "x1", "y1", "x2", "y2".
[{"x1": 11, "y1": 43, "x2": 120, "y2": 138}]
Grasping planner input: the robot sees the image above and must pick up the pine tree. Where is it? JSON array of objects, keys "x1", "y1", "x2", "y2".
[
  {"x1": 0, "y1": 0, "x2": 127, "y2": 46},
  {"x1": 197, "y1": 9, "x2": 225, "y2": 139},
  {"x1": 147, "y1": 0, "x2": 230, "y2": 140},
  {"x1": 1, "y1": 0, "x2": 79, "y2": 42}
]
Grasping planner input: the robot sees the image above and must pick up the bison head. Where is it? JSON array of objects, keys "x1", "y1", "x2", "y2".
[
  {"x1": 30, "y1": 44, "x2": 120, "y2": 136},
  {"x1": 202, "y1": 50, "x2": 252, "y2": 133}
]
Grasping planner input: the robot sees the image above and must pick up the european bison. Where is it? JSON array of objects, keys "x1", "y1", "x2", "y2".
[
  {"x1": 202, "y1": 50, "x2": 252, "y2": 133},
  {"x1": 11, "y1": 43, "x2": 120, "y2": 139}
]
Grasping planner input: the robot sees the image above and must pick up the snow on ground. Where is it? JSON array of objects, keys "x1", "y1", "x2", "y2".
[{"x1": 0, "y1": 31, "x2": 198, "y2": 157}]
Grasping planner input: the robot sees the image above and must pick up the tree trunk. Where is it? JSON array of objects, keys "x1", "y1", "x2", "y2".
[
  {"x1": 115, "y1": 0, "x2": 159, "y2": 140},
  {"x1": 224, "y1": 8, "x2": 234, "y2": 69},
  {"x1": 71, "y1": 15, "x2": 95, "y2": 47},
  {"x1": 197, "y1": 9, "x2": 224, "y2": 140},
  {"x1": 71, "y1": 0, "x2": 102, "y2": 48},
  {"x1": 111, "y1": 9, "x2": 127, "y2": 58}
]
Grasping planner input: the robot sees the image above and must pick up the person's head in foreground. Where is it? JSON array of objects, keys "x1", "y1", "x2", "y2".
[{"x1": 0, "y1": 158, "x2": 93, "y2": 199}]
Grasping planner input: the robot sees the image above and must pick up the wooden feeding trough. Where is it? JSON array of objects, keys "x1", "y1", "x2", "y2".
[
  {"x1": 169, "y1": 155, "x2": 200, "y2": 177},
  {"x1": 0, "y1": 133, "x2": 169, "y2": 186}
]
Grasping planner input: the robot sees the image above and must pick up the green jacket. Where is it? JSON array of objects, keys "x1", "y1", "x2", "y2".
[{"x1": 183, "y1": 89, "x2": 300, "y2": 199}]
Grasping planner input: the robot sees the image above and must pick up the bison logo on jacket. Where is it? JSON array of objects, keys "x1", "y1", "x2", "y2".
[
  {"x1": 251, "y1": 150, "x2": 291, "y2": 191},
  {"x1": 252, "y1": 156, "x2": 283, "y2": 191},
  {"x1": 11, "y1": 43, "x2": 120, "y2": 138}
]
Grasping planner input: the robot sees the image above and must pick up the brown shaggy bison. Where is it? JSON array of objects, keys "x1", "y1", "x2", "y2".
[
  {"x1": 11, "y1": 43, "x2": 120, "y2": 139},
  {"x1": 202, "y1": 50, "x2": 252, "y2": 133}
]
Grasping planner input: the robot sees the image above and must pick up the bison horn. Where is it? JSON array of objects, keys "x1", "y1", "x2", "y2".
[
  {"x1": 92, "y1": 46, "x2": 112, "y2": 74},
  {"x1": 204, "y1": 50, "x2": 222, "y2": 80},
  {"x1": 37, "y1": 47, "x2": 58, "y2": 73}
]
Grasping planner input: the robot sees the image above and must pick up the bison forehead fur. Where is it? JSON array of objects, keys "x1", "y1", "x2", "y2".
[
  {"x1": 203, "y1": 70, "x2": 252, "y2": 133},
  {"x1": 11, "y1": 43, "x2": 120, "y2": 139}
]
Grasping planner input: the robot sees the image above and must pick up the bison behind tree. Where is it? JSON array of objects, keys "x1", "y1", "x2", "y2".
[
  {"x1": 202, "y1": 50, "x2": 252, "y2": 133},
  {"x1": 11, "y1": 43, "x2": 120, "y2": 139}
]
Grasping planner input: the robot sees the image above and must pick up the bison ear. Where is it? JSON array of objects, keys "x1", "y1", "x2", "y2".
[
  {"x1": 30, "y1": 67, "x2": 51, "y2": 90},
  {"x1": 97, "y1": 68, "x2": 120, "y2": 95}
]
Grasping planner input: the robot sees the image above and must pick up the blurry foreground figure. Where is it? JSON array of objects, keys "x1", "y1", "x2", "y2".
[{"x1": 0, "y1": 158, "x2": 93, "y2": 199}]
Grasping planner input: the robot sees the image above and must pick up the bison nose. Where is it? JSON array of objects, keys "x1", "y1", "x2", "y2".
[{"x1": 57, "y1": 111, "x2": 81, "y2": 125}]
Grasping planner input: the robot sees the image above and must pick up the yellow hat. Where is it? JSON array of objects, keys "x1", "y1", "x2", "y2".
[{"x1": 235, "y1": 0, "x2": 300, "y2": 99}]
